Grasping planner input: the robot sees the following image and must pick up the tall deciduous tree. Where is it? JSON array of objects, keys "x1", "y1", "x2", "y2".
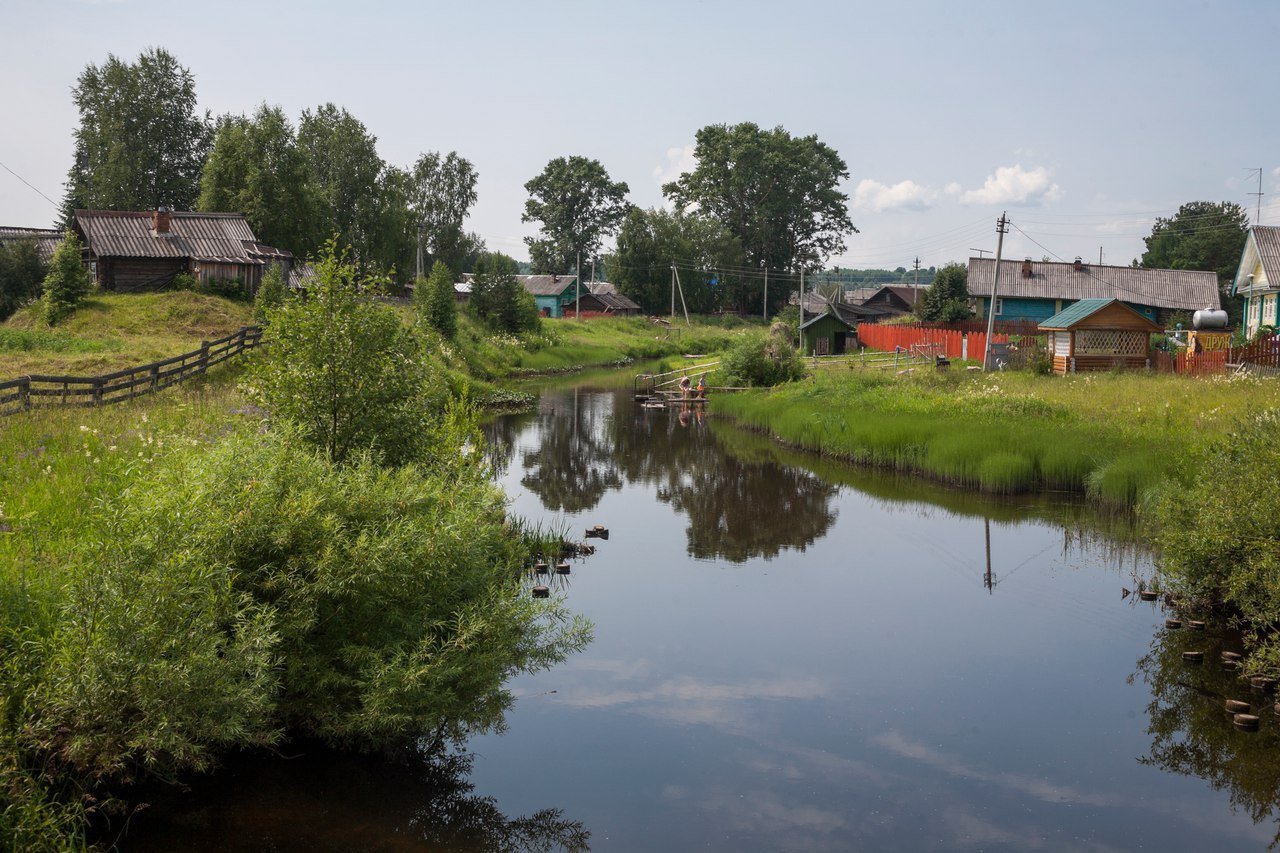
[
  {"x1": 61, "y1": 48, "x2": 212, "y2": 223},
  {"x1": 1141, "y1": 201, "x2": 1249, "y2": 324},
  {"x1": 522, "y1": 157, "x2": 630, "y2": 276},
  {"x1": 297, "y1": 104, "x2": 386, "y2": 267},
  {"x1": 608, "y1": 207, "x2": 744, "y2": 313},
  {"x1": 409, "y1": 152, "x2": 479, "y2": 277},
  {"x1": 199, "y1": 105, "x2": 322, "y2": 258},
  {"x1": 663, "y1": 122, "x2": 856, "y2": 302}
]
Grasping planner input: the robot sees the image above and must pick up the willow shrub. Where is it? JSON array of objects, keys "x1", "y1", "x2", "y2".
[
  {"x1": 25, "y1": 428, "x2": 590, "y2": 790},
  {"x1": 1153, "y1": 410, "x2": 1280, "y2": 673}
]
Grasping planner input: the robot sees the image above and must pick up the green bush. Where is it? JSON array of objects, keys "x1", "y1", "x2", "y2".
[
  {"x1": 171, "y1": 272, "x2": 199, "y2": 291},
  {"x1": 1153, "y1": 409, "x2": 1280, "y2": 674},
  {"x1": 40, "y1": 233, "x2": 93, "y2": 326},
  {"x1": 416, "y1": 260, "x2": 458, "y2": 340},
  {"x1": 252, "y1": 263, "x2": 287, "y2": 324},
  {"x1": 716, "y1": 323, "x2": 803, "y2": 387},
  {"x1": 199, "y1": 276, "x2": 250, "y2": 301},
  {"x1": 246, "y1": 242, "x2": 448, "y2": 466}
]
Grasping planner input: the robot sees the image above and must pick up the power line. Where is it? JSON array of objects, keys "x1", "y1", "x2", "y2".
[{"x1": 0, "y1": 158, "x2": 60, "y2": 210}]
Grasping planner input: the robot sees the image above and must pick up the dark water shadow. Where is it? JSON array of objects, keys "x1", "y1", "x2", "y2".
[{"x1": 110, "y1": 741, "x2": 589, "y2": 852}]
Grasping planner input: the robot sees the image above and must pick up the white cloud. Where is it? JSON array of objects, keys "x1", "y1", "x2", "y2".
[
  {"x1": 852, "y1": 179, "x2": 936, "y2": 212},
  {"x1": 653, "y1": 144, "x2": 696, "y2": 187},
  {"x1": 958, "y1": 164, "x2": 1063, "y2": 206}
]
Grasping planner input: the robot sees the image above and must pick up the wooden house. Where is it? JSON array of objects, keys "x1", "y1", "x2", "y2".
[
  {"x1": 1231, "y1": 225, "x2": 1280, "y2": 337},
  {"x1": 861, "y1": 285, "x2": 924, "y2": 318},
  {"x1": 581, "y1": 282, "x2": 643, "y2": 315},
  {"x1": 969, "y1": 257, "x2": 1219, "y2": 326},
  {"x1": 1038, "y1": 298, "x2": 1161, "y2": 374},
  {"x1": 72, "y1": 209, "x2": 292, "y2": 293},
  {"x1": 0, "y1": 226, "x2": 64, "y2": 262}
]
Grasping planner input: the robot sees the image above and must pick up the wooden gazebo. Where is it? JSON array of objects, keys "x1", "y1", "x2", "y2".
[{"x1": 1039, "y1": 298, "x2": 1161, "y2": 374}]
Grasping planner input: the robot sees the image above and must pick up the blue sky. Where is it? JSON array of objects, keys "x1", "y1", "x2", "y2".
[{"x1": 3, "y1": 0, "x2": 1278, "y2": 270}]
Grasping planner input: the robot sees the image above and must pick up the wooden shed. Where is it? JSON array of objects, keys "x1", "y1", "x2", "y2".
[
  {"x1": 1039, "y1": 298, "x2": 1161, "y2": 374},
  {"x1": 800, "y1": 309, "x2": 855, "y2": 355}
]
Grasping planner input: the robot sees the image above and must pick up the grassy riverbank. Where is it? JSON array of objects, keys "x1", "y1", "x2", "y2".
[{"x1": 713, "y1": 368, "x2": 1280, "y2": 507}]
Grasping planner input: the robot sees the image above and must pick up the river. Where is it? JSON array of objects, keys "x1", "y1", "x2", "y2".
[{"x1": 122, "y1": 379, "x2": 1280, "y2": 851}]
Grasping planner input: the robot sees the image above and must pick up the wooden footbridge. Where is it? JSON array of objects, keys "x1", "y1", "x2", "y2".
[{"x1": 633, "y1": 360, "x2": 722, "y2": 406}]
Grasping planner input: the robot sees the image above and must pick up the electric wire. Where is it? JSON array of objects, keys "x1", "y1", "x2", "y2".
[{"x1": 0, "y1": 158, "x2": 60, "y2": 210}]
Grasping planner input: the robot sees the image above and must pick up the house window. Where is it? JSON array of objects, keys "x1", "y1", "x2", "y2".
[{"x1": 994, "y1": 298, "x2": 1003, "y2": 316}]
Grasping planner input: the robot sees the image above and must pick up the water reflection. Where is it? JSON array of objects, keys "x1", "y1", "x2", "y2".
[
  {"x1": 1132, "y1": 621, "x2": 1280, "y2": 845},
  {"x1": 487, "y1": 389, "x2": 837, "y2": 562},
  {"x1": 119, "y1": 742, "x2": 589, "y2": 852}
]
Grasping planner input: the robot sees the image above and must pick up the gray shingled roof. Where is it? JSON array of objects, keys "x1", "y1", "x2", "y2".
[
  {"x1": 519, "y1": 274, "x2": 577, "y2": 296},
  {"x1": 74, "y1": 210, "x2": 291, "y2": 264},
  {"x1": 0, "y1": 227, "x2": 63, "y2": 261},
  {"x1": 1246, "y1": 225, "x2": 1280, "y2": 289},
  {"x1": 968, "y1": 257, "x2": 1220, "y2": 310}
]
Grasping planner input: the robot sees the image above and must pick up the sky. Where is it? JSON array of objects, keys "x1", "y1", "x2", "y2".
[{"x1": 3, "y1": 0, "x2": 1280, "y2": 272}]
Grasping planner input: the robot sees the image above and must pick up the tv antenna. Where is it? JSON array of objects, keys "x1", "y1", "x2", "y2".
[{"x1": 1247, "y1": 167, "x2": 1265, "y2": 225}]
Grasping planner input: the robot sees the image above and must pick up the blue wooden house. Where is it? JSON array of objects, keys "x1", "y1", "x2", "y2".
[{"x1": 967, "y1": 257, "x2": 1219, "y2": 327}]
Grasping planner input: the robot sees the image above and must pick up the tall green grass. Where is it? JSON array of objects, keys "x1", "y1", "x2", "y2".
[{"x1": 713, "y1": 368, "x2": 1280, "y2": 507}]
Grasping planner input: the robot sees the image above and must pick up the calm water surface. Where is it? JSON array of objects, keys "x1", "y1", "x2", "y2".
[{"x1": 123, "y1": 381, "x2": 1280, "y2": 851}]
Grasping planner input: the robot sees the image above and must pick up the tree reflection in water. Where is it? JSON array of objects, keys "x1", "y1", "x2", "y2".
[
  {"x1": 491, "y1": 389, "x2": 838, "y2": 563},
  {"x1": 1131, "y1": 622, "x2": 1280, "y2": 845},
  {"x1": 117, "y1": 741, "x2": 589, "y2": 851}
]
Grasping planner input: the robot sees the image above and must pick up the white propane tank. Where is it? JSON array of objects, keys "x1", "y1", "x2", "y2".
[{"x1": 1192, "y1": 309, "x2": 1229, "y2": 330}]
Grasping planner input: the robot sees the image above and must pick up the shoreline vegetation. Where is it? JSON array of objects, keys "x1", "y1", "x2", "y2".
[{"x1": 4, "y1": 286, "x2": 1279, "y2": 848}]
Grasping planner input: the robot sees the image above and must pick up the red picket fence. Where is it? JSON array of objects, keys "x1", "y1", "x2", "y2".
[{"x1": 856, "y1": 323, "x2": 1008, "y2": 361}]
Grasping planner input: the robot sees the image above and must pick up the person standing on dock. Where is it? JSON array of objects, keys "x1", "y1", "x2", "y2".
[
  {"x1": 696, "y1": 374, "x2": 707, "y2": 400},
  {"x1": 679, "y1": 375, "x2": 692, "y2": 400}
]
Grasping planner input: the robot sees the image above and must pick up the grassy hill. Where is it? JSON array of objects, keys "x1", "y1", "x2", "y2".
[{"x1": 0, "y1": 292, "x2": 254, "y2": 378}]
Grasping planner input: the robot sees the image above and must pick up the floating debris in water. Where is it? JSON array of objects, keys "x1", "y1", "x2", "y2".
[
  {"x1": 1226, "y1": 699, "x2": 1251, "y2": 714},
  {"x1": 1183, "y1": 650, "x2": 1204, "y2": 663},
  {"x1": 1138, "y1": 590, "x2": 1159, "y2": 602},
  {"x1": 1165, "y1": 619, "x2": 1182, "y2": 629},
  {"x1": 532, "y1": 585, "x2": 550, "y2": 599},
  {"x1": 555, "y1": 562, "x2": 571, "y2": 575},
  {"x1": 1187, "y1": 620, "x2": 1206, "y2": 631}
]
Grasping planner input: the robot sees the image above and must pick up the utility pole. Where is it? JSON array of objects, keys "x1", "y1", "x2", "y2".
[
  {"x1": 673, "y1": 265, "x2": 691, "y2": 325},
  {"x1": 984, "y1": 517, "x2": 995, "y2": 594},
  {"x1": 1248, "y1": 167, "x2": 1264, "y2": 225},
  {"x1": 1099, "y1": 246, "x2": 1103, "y2": 266},
  {"x1": 415, "y1": 224, "x2": 424, "y2": 279},
  {"x1": 575, "y1": 250, "x2": 581, "y2": 319},
  {"x1": 799, "y1": 265, "x2": 805, "y2": 349},
  {"x1": 670, "y1": 262, "x2": 676, "y2": 322},
  {"x1": 763, "y1": 266, "x2": 769, "y2": 321},
  {"x1": 982, "y1": 212, "x2": 1009, "y2": 372},
  {"x1": 591, "y1": 255, "x2": 597, "y2": 285},
  {"x1": 913, "y1": 256, "x2": 920, "y2": 301}
]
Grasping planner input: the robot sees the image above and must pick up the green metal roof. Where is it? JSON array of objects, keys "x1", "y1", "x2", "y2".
[
  {"x1": 799, "y1": 309, "x2": 853, "y2": 331},
  {"x1": 1038, "y1": 298, "x2": 1119, "y2": 329}
]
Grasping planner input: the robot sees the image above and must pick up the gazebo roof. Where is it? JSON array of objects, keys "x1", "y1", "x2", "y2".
[{"x1": 1039, "y1": 298, "x2": 1161, "y2": 332}]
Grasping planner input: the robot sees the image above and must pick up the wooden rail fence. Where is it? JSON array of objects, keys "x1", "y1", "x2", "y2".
[{"x1": 0, "y1": 326, "x2": 262, "y2": 416}]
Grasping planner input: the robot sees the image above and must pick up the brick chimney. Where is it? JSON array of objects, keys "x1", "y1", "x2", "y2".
[
  {"x1": 153, "y1": 206, "x2": 171, "y2": 234},
  {"x1": 1021, "y1": 258, "x2": 1032, "y2": 278},
  {"x1": 1073, "y1": 257, "x2": 1083, "y2": 271}
]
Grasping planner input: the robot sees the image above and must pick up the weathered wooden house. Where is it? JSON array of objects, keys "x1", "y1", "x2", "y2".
[
  {"x1": 861, "y1": 285, "x2": 924, "y2": 318},
  {"x1": 72, "y1": 209, "x2": 292, "y2": 292},
  {"x1": 969, "y1": 257, "x2": 1219, "y2": 326},
  {"x1": 581, "y1": 282, "x2": 643, "y2": 315},
  {"x1": 1038, "y1": 298, "x2": 1161, "y2": 374},
  {"x1": 1232, "y1": 225, "x2": 1280, "y2": 337},
  {"x1": 0, "y1": 226, "x2": 64, "y2": 262}
]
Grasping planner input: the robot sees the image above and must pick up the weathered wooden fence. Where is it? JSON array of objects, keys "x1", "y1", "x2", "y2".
[
  {"x1": 1151, "y1": 333, "x2": 1280, "y2": 376},
  {"x1": 0, "y1": 326, "x2": 262, "y2": 415}
]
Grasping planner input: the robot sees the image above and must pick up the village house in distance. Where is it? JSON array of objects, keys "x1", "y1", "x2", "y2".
[
  {"x1": 71, "y1": 208, "x2": 292, "y2": 292},
  {"x1": 967, "y1": 256, "x2": 1220, "y2": 326}
]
